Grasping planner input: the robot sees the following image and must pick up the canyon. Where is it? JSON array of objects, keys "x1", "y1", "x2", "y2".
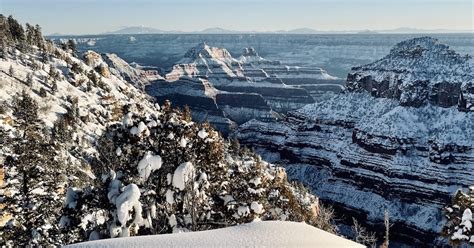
[
  {"x1": 141, "y1": 42, "x2": 342, "y2": 135},
  {"x1": 235, "y1": 37, "x2": 474, "y2": 246}
]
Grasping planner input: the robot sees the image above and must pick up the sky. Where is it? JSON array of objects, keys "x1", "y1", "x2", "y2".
[{"x1": 1, "y1": 0, "x2": 472, "y2": 35}]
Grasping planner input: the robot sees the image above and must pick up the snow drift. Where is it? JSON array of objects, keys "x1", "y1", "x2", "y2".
[{"x1": 66, "y1": 221, "x2": 363, "y2": 248}]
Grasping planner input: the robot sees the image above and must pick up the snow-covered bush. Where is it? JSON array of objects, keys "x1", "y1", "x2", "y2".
[
  {"x1": 443, "y1": 187, "x2": 474, "y2": 245},
  {"x1": 60, "y1": 103, "x2": 325, "y2": 242}
]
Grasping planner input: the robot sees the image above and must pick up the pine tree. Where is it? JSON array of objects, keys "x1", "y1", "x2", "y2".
[
  {"x1": 25, "y1": 72, "x2": 33, "y2": 86},
  {"x1": 49, "y1": 66, "x2": 59, "y2": 80},
  {"x1": 58, "y1": 101, "x2": 331, "y2": 243},
  {"x1": 7, "y1": 15, "x2": 26, "y2": 51},
  {"x1": 39, "y1": 87, "x2": 47, "y2": 97},
  {"x1": 182, "y1": 105, "x2": 192, "y2": 122},
  {"x1": 64, "y1": 96, "x2": 80, "y2": 128},
  {"x1": 88, "y1": 70, "x2": 98, "y2": 84},
  {"x1": 1, "y1": 91, "x2": 67, "y2": 246},
  {"x1": 34, "y1": 24, "x2": 44, "y2": 49},
  {"x1": 229, "y1": 138, "x2": 240, "y2": 155},
  {"x1": 71, "y1": 62, "x2": 83, "y2": 74},
  {"x1": 443, "y1": 187, "x2": 474, "y2": 245},
  {"x1": 1, "y1": 15, "x2": 12, "y2": 44},
  {"x1": 51, "y1": 81, "x2": 58, "y2": 93},
  {"x1": 25, "y1": 23, "x2": 34, "y2": 46},
  {"x1": 8, "y1": 65, "x2": 14, "y2": 77},
  {"x1": 0, "y1": 15, "x2": 10, "y2": 58},
  {"x1": 12, "y1": 91, "x2": 38, "y2": 125},
  {"x1": 67, "y1": 39, "x2": 76, "y2": 55}
]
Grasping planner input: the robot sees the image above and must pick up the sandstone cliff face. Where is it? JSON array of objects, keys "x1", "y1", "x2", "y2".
[{"x1": 234, "y1": 37, "x2": 474, "y2": 246}]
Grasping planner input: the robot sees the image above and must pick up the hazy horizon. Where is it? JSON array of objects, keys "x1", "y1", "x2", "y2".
[{"x1": 1, "y1": 0, "x2": 473, "y2": 35}]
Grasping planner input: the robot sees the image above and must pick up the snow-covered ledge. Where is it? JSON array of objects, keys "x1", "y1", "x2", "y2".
[{"x1": 66, "y1": 221, "x2": 364, "y2": 248}]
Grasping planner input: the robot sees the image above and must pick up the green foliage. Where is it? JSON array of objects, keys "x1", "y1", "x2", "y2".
[
  {"x1": 51, "y1": 81, "x2": 58, "y2": 93},
  {"x1": 8, "y1": 65, "x2": 14, "y2": 76},
  {"x1": 67, "y1": 39, "x2": 76, "y2": 54},
  {"x1": 39, "y1": 87, "x2": 47, "y2": 97},
  {"x1": 1, "y1": 92, "x2": 67, "y2": 246},
  {"x1": 25, "y1": 72, "x2": 33, "y2": 86},
  {"x1": 7, "y1": 15, "x2": 25, "y2": 44},
  {"x1": 1, "y1": 15, "x2": 43, "y2": 53},
  {"x1": 49, "y1": 67, "x2": 59, "y2": 80},
  {"x1": 13, "y1": 91, "x2": 39, "y2": 125}
]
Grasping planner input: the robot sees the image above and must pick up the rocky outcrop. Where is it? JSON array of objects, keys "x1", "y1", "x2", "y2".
[
  {"x1": 146, "y1": 77, "x2": 234, "y2": 134},
  {"x1": 145, "y1": 77, "x2": 277, "y2": 135},
  {"x1": 238, "y1": 47, "x2": 345, "y2": 101},
  {"x1": 346, "y1": 37, "x2": 473, "y2": 111},
  {"x1": 102, "y1": 53, "x2": 162, "y2": 89},
  {"x1": 163, "y1": 43, "x2": 320, "y2": 113},
  {"x1": 146, "y1": 43, "x2": 337, "y2": 133},
  {"x1": 166, "y1": 42, "x2": 244, "y2": 81},
  {"x1": 234, "y1": 38, "x2": 474, "y2": 246},
  {"x1": 216, "y1": 92, "x2": 276, "y2": 124}
]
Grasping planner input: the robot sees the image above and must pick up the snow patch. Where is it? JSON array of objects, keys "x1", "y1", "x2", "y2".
[
  {"x1": 137, "y1": 152, "x2": 163, "y2": 181},
  {"x1": 172, "y1": 162, "x2": 195, "y2": 191},
  {"x1": 66, "y1": 221, "x2": 364, "y2": 248}
]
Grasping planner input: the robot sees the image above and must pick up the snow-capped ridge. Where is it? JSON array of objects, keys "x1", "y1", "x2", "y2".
[
  {"x1": 347, "y1": 36, "x2": 474, "y2": 110},
  {"x1": 182, "y1": 42, "x2": 237, "y2": 64}
]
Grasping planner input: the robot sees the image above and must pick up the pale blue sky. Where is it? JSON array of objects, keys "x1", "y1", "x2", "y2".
[{"x1": 1, "y1": 0, "x2": 472, "y2": 34}]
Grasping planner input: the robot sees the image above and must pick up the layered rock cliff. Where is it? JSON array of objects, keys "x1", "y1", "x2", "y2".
[
  {"x1": 145, "y1": 76, "x2": 277, "y2": 134},
  {"x1": 164, "y1": 43, "x2": 317, "y2": 112},
  {"x1": 145, "y1": 77, "x2": 236, "y2": 134},
  {"x1": 347, "y1": 37, "x2": 473, "y2": 111},
  {"x1": 234, "y1": 37, "x2": 474, "y2": 246},
  {"x1": 146, "y1": 43, "x2": 342, "y2": 134},
  {"x1": 238, "y1": 47, "x2": 345, "y2": 101}
]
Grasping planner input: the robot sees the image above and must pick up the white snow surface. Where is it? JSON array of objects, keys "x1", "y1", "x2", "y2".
[
  {"x1": 250, "y1": 201, "x2": 264, "y2": 214},
  {"x1": 115, "y1": 184, "x2": 142, "y2": 227},
  {"x1": 197, "y1": 129, "x2": 208, "y2": 139},
  {"x1": 352, "y1": 37, "x2": 473, "y2": 85},
  {"x1": 137, "y1": 152, "x2": 163, "y2": 181},
  {"x1": 172, "y1": 162, "x2": 195, "y2": 191},
  {"x1": 66, "y1": 221, "x2": 363, "y2": 248},
  {"x1": 296, "y1": 93, "x2": 474, "y2": 146}
]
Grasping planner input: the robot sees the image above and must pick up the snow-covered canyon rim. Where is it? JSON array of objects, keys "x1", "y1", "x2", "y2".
[{"x1": 66, "y1": 221, "x2": 364, "y2": 248}]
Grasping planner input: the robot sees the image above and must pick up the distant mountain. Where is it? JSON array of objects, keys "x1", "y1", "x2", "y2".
[
  {"x1": 199, "y1": 27, "x2": 237, "y2": 34},
  {"x1": 377, "y1": 27, "x2": 473, "y2": 33},
  {"x1": 60, "y1": 26, "x2": 472, "y2": 36},
  {"x1": 48, "y1": 32, "x2": 66, "y2": 36},
  {"x1": 356, "y1": 29, "x2": 379, "y2": 34},
  {"x1": 105, "y1": 26, "x2": 165, "y2": 34},
  {"x1": 285, "y1": 28, "x2": 321, "y2": 34}
]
